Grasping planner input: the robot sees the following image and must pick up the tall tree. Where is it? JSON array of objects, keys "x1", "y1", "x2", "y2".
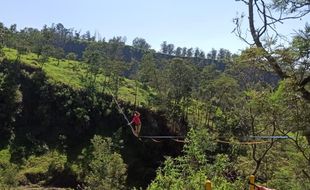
[
  {"x1": 138, "y1": 52, "x2": 159, "y2": 89},
  {"x1": 66, "y1": 52, "x2": 78, "y2": 71},
  {"x1": 210, "y1": 48, "x2": 217, "y2": 60},
  {"x1": 84, "y1": 135, "x2": 127, "y2": 190},
  {"x1": 186, "y1": 48, "x2": 193, "y2": 57},
  {"x1": 0, "y1": 62, "x2": 22, "y2": 142},
  {"x1": 165, "y1": 58, "x2": 195, "y2": 105},
  {"x1": 160, "y1": 41, "x2": 168, "y2": 54},
  {"x1": 0, "y1": 22, "x2": 5, "y2": 46},
  {"x1": 166, "y1": 43, "x2": 175, "y2": 55},
  {"x1": 53, "y1": 47, "x2": 65, "y2": 65},
  {"x1": 132, "y1": 37, "x2": 151, "y2": 50},
  {"x1": 109, "y1": 36, "x2": 126, "y2": 46},
  {"x1": 175, "y1": 47, "x2": 182, "y2": 56},
  {"x1": 32, "y1": 25, "x2": 55, "y2": 59},
  {"x1": 217, "y1": 48, "x2": 231, "y2": 61},
  {"x1": 31, "y1": 29, "x2": 44, "y2": 58},
  {"x1": 181, "y1": 47, "x2": 187, "y2": 57},
  {"x1": 83, "y1": 42, "x2": 106, "y2": 88},
  {"x1": 234, "y1": 0, "x2": 310, "y2": 101},
  {"x1": 82, "y1": 30, "x2": 95, "y2": 41},
  {"x1": 15, "y1": 31, "x2": 31, "y2": 60},
  {"x1": 108, "y1": 36, "x2": 126, "y2": 60},
  {"x1": 53, "y1": 23, "x2": 72, "y2": 48},
  {"x1": 38, "y1": 45, "x2": 53, "y2": 68},
  {"x1": 194, "y1": 48, "x2": 200, "y2": 58},
  {"x1": 199, "y1": 51, "x2": 206, "y2": 59}
]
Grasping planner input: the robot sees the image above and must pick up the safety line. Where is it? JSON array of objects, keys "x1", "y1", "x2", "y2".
[
  {"x1": 151, "y1": 138, "x2": 161, "y2": 143},
  {"x1": 139, "y1": 137, "x2": 271, "y2": 144},
  {"x1": 139, "y1": 136, "x2": 269, "y2": 144},
  {"x1": 106, "y1": 89, "x2": 273, "y2": 145},
  {"x1": 172, "y1": 139, "x2": 186, "y2": 143},
  {"x1": 107, "y1": 89, "x2": 137, "y2": 137},
  {"x1": 215, "y1": 139, "x2": 270, "y2": 145},
  {"x1": 139, "y1": 136, "x2": 185, "y2": 139}
]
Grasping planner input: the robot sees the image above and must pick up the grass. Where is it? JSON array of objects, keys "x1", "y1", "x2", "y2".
[
  {"x1": 19, "y1": 150, "x2": 67, "y2": 175},
  {"x1": 2, "y1": 48, "x2": 155, "y2": 108},
  {"x1": 0, "y1": 149, "x2": 11, "y2": 164},
  {"x1": 16, "y1": 150, "x2": 67, "y2": 186},
  {"x1": 2, "y1": 47, "x2": 207, "y2": 126}
]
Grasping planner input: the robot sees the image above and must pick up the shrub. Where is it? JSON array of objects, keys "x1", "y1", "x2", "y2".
[
  {"x1": 18, "y1": 150, "x2": 67, "y2": 185},
  {"x1": 0, "y1": 149, "x2": 18, "y2": 188},
  {"x1": 83, "y1": 135, "x2": 127, "y2": 190}
]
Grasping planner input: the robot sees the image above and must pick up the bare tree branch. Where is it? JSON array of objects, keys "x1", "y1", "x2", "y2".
[{"x1": 235, "y1": 0, "x2": 310, "y2": 101}]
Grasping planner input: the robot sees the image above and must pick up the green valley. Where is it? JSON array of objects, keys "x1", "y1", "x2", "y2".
[{"x1": 1, "y1": 1, "x2": 310, "y2": 189}]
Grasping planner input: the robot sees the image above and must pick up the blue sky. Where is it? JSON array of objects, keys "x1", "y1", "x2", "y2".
[{"x1": 0, "y1": 0, "x2": 308, "y2": 54}]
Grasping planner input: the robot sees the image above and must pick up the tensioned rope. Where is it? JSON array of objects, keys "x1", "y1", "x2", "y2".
[
  {"x1": 107, "y1": 88, "x2": 186, "y2": 140},
  {"x1": 107, "y1": 89, "x2": 137, "y2": 136},
  {"x1": 139, "y1": 135, "x2": 186, "y2": 143},
  {"x1": 140, "y1": 137, "x2": 271, "y2": 144},
  {"x1": 106, "y1": 89, "x2": 277, "y2": 144},
  {"x1": 139, "y1": 136, "x2": 185, "y2": 139},
  {"x1": 215, "y1": 139, "x2": 270, "y2": 145}
]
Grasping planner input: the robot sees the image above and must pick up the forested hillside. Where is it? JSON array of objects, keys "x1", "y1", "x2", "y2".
[{"x1": 0, "y1": 1, "x2": 310, "y2": 189}]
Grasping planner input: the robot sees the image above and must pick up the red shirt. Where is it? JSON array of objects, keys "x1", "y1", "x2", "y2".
[{"x1": 131, "y1": 115, "x2": 141, "y2": 125}]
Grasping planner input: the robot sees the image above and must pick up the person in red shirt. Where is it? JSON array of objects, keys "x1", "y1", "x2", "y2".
[{"x1": 129, "y1": 111, "x2": 141, "y2": 136}]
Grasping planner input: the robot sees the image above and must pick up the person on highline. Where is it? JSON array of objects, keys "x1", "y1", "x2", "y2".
[{"x1": 129, "y1": 111, "x2": 141, "y2": 137}]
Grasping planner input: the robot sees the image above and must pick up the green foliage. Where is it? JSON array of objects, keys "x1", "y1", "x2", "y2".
[
  {"x1": 268, "y1": 167, "x2": 310, "y2": 190},
  {"x1": 0, "y1": 47, "x2": 4, "y2": 60},
  {"x1": 0, "y1": 149, "x2": 18, "y2": 188},
  {"x1": 132, "y1": 37, "x2": 151, "y2": 50},
  {"x1": 53, "y1": 47, "x2": 65, "y2": 65},
  {"x1": 83, "y1": 42, "x2": 106, "y2": 76},
  {"x1": 82, "y1": 135, "x2": 127, "y2": 190},
  {"x1": 0, "y1": 64, "x2": 22, "y2": 144},
  {"x1": 1, "y1": 20, "x2": 309, "y2": 190},
  {"x1": 18, "y1": 150, "x2": 67, "y2": 185},
  {"x1": 148, "y1": 128, "x2": 243, "y2": 190},
  {"x1": 147, "y1": 157, "x2": 186, "y2": 190},
  {"x1": 15, "y1": 32, "x2": 31, "y2": 60},
  {"x1": 165, "y1": 58, "x2": 195, "y2": 102},
  {"x1": 234, "y1": 81, "x2": 310, "y2": 188},
  {"x1": 138, "y1": 52, "x2": 157, "y2": 87},
  {"x1": 2, "y1": 47, "x2": 154, "y2": 106},
  {"x1": 66, "y1": 52, "x2": 77, "y2": 61}
]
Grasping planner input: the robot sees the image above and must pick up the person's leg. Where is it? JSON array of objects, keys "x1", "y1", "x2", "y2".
[
  {"x1": 131, "y1": 128, "x2": 137, "y2": 137},
  {"x1": 134, "y1": 125, "x2": 138, "y2": 136},
  {"x1": 136, "y1": 124, "x2": 141, "y2": 135}
]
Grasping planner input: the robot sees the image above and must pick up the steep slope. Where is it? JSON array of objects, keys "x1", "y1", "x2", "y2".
[{"x1": 0, "y1": 49, "x2": 186, "y2": 188}]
